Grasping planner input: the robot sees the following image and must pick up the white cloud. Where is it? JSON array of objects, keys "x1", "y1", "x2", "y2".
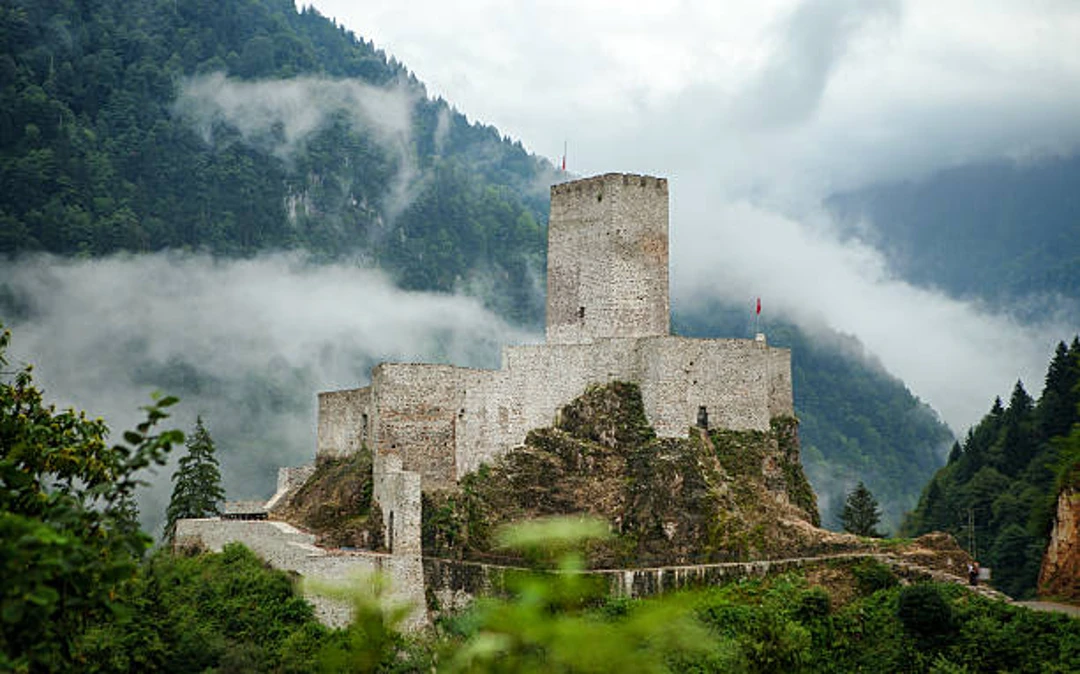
[
  {"x1": 303, "y1": 0, "x2": 1080, "y2": 431},
  {"x1": 175, "y1": 73, "x2": 423, "y2": 217},
  {"x1": 669, "y1": 192, "x2": 1071, "y2": 431},
  {"x1": 2, "y1": 253, "x2": 535, "y2": 534}
]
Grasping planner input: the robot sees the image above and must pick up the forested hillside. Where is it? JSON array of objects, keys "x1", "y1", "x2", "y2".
[
  {"x1": 677, "y1": 305, "x2": 954, "y2": 533},
  {"x1": 0, "y1": 0, "x2": 961, "y2": 534},
  {"x1": 902, "y1": 337, "x2": 1080, "y2": 598},
  {"x1": 0, "y1": 0, "x2": 551, "y2": 321},
  {"x1": 827, "y1": 157, "x2": 1080, "y2": 316}
]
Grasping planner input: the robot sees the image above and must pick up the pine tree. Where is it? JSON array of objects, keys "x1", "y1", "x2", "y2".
[
  {"x1": 1038, "y1": 340, "x2": 1080, "y2": 440},
  {"x1": 165, "y1": 417, "x2": 225, "y2": 542},
  {"x1": 841, "y1": 481, "x2": 883, "y2": 537}
]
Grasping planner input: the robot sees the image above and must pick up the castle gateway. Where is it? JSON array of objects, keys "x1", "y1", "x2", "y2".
[{"x1": 316, "y1": 173, "x2": 793, "y2": 551}]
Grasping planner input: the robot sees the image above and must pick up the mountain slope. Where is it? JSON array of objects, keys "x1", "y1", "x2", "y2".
[
  {"x1": 826, "y1": 156, "x2": 1080, "y2": 317},
  {"x1": 0, "y1": 0, "x2": 553, "y2": 321},
  {"x1": 3, "y1": 0, "x2": 955, "y2": 538}
]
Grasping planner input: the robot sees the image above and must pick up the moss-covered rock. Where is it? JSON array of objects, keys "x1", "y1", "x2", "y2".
[
  {"x1": 423, "y1": 381, "x2": 826, "y2": 567},
  {"x1": 273, "y1": 449, "x2": 383, "y2": 549}
]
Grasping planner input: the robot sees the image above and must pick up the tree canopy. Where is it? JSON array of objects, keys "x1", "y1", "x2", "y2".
[
  {"x1": 0, "y1": 324, "x2": 182, "y2": 671},
  {"x1": 841, "y1": 482, "x2": 884, "y2": 537},
  {"x1": 164, "y1": 415, "x2": 225, "y2": 542}
]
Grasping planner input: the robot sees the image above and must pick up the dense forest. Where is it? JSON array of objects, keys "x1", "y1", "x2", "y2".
[
  {"x1": 0, "y1": 0, "x2": 958, "y2": 531},
  {"x1": 902, "y1": 337, "x2": 1080, "y2": 598},
  {"x1": 0, "y1": 0, "x2": 551, "y2": 321}
]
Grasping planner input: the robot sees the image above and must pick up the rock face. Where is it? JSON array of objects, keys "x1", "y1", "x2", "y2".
[
  {"x1": 421, "y1": 381, "x2": 824, "y2": 567},
  {"x1": 1039, "y1": 487, "x2": 1080, "y2": 602}
]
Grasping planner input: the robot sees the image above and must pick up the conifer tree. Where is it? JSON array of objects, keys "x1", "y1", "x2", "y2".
[
  {"x1": 1038, "y1": 340, "x2": 1080, "y2": 440},
  {"x1": 841, "y1": 481, "x2": 883, "y2": 537},
  {"x1": 165, "y1": 416, "x2": 225, "y2": 542}
]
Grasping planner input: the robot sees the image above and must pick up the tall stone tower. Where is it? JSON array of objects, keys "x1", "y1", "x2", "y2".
[{"x1": 546, "y1": 173, "x2": 670, "y2": 344}]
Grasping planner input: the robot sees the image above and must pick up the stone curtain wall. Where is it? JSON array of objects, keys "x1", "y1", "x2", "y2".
[
  {"x1": 546, "y1": 174, "x2": 670, "y2": 345},
  {"x1": 318, "y1": 337, "x2": 794, "y2": 483},
  {"x1": 317, "y1": 388, "x2": 371, "y2": 459},
  {"x1": 370, "y1": 363, "x2": 470, "y2": 490}
]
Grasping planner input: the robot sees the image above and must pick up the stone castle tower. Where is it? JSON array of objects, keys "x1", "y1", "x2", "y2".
[
  {"x1": 547, "y1": 174, "x2": 670, "y2": 343},
  {"x1": 309, "y1": 173, "x2": 793, "y2": 552}
]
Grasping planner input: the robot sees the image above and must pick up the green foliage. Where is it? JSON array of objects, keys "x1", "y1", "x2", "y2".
[
  {"x1": 903, "y1": 336, "x2": 1080, "y2": 598},
  {"x1": 897, "y1": 584, "x2": 955, "y2": 648},
  {"x1": 0, "y1": 0, "x2": 550, "y2": 323},
  {"x1": 0, "y1": 324, "x2": 182, "y2": 671},
  {"x1": 850, "y1": 558, "x2": 900, "y2": 595},
  {"x1": 841, "y1": 481, "x2": 884, "y2": 537},
  {"x1": 82, "y1": 544, "x2": 329, "y2": 673},
  {"x1": 305, "y1": 572, "x2": 423, "y2": 673},
  {"x1": 444, "y1": 517, "x2": 726, "y2": 673},
  {"x1": 164, "y1": 415, "x2": 225, "y2": 542}
]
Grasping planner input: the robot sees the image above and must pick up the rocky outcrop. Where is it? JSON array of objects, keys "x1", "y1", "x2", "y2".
[
  {"x1": 1039, "y1": 486, "x2": 1080, "y2": 602},
  {"x1": 421, "y1": 382, "x2": 829, "y2": 567}
]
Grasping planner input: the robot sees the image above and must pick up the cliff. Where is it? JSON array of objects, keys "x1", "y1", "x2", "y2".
[{"x1": 1039, "y1": 486, "x2": 1080, "y2": 602}]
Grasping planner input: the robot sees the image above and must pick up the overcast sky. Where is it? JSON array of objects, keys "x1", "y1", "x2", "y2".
[{"x1": 302, "y1": 0, "x2": 1080, "y2": 431}]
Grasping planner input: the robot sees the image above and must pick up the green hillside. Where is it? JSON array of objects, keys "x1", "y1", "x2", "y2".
[
  {"x1": 902, "y1": 337, "x2": 1080, "y2": 598},
  {"x1": 0, "y1": 0, "x2": 551, "y2": 322}
]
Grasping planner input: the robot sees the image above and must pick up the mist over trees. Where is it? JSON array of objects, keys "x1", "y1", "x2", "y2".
[
  {"x1": 0, "y1": 0, "x2": 549, "y2": 323},
  {"x1": 827, "y1": 157, "x2": 1080, "y2": 318},
  {"x1": 0, "y1": 0, "x2": 964, "y2": 535}
]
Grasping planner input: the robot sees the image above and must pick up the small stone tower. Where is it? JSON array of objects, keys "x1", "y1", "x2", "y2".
[{"x1": 546, "y1": 173, "x2": 670, "y2": 344}]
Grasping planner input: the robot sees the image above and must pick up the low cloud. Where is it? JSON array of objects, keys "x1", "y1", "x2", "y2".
[
  {"x1": 1, "y1": 253, "x2": 535, "y2": 536},
  {"x1": 669, "y1": 190, "x2": 1074, "y2": 432},
  {"x1": 176, "y1": 73, "x2": 422, "y2": 218}
]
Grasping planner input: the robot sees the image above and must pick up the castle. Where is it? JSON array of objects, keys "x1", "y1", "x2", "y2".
[{"x1": 313, "y1": 172, "x2": 793, "y2": 554}]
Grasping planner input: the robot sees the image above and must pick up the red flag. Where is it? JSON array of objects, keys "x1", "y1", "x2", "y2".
[
  {"x1": 561, "y1": 154, "x2": 566, "y2": 171},
  {"x1": 756, "y1": 298, "x2": 761, "y2": 315}
]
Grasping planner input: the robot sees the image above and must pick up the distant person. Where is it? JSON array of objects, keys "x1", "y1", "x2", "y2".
[{"x1": 968, "y1": 561, "x2": 979, "y2": 586}]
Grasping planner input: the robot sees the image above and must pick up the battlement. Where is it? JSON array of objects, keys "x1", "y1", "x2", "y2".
[
  {"x1": 546, "y1": 172, "x2": 670, "y2": 344},
  {"x1": 550, "y1": 173, "x2": 669, "y2": 196}
]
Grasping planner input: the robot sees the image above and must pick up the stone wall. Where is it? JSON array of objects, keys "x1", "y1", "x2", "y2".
[
  {"x1": 546, "y1": 174, "x2": 670, "y2": 344},
  {"x1": 319, "y1": 336, "x2": 793, "y2": 486},
  {"x1": 265, "y1": 463, "x2": 317, "y2": 512},
  {"x1": 370, "y1": 363, "x2": 477, "y2": 490},
  {"x1": 422, "y1": 552, "x2": 979, "y2": 609},
  {"x1": 317, "y1": 388, "x2": 371, "y2": 459},
  {"x1": 372, "y1": 454, "x2": 423, "y2": 556}
]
